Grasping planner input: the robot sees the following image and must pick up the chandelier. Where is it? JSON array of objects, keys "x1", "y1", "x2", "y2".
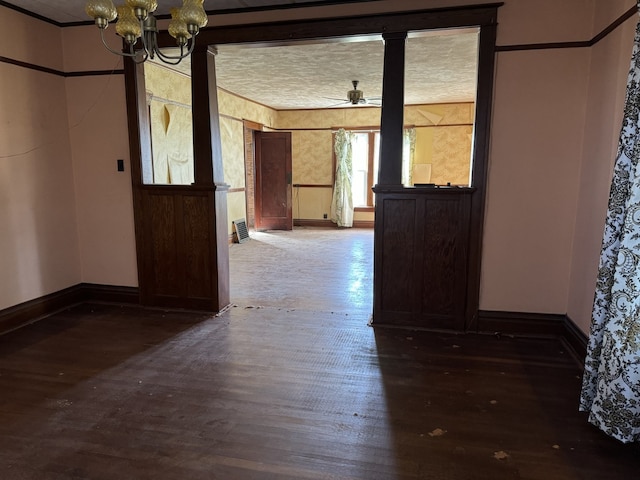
[{"x1": 85, "y1": 0, "x2": 208, "y2": 65}]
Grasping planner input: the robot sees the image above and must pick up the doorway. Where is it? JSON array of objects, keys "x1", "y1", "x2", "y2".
[{"x1": 125, "y1": 5, "x2": 497, "y2": 328}]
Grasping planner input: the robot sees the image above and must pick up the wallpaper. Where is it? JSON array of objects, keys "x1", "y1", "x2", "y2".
[
  {"x1": 292, "y1": 130, "x2": 334, "y2": 185},
  {"x1": 220, "y1": 116, "x2": 246, "y2": 188},
  {"x1": 218, "y1": 89, "x2": 276, "y2": 128},
  {"x1": 429, "y1": 125, "x2": 473, "y2": 185},
  {"x1": 145, "y1": 63, "x2": 194, "y2": 185},
  {"x1": 227, "y1": 191, "x2": 247, "y2": 233}
]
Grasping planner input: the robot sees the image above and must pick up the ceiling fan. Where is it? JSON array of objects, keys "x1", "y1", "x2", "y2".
[{"x1": 326, "y1": 80, "x2": 381, "y2": 107}]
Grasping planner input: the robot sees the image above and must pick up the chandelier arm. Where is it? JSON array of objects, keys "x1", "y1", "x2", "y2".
[
  {"x1": 139, "y1": 18, "x2": 153, "y2": 58},
  {"x1": 153, "y1": 39, "x2": 195, "y2": 62},
  {"x1": 100, "y1": 28, "x2": 142, "y2": 59}
]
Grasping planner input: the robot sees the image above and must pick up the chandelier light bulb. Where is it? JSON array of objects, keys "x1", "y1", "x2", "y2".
[
  {"x1": 85, "y1": 0, "x2": 117, "y2": 29},
  {"x1": 168, "y1": 7, "x2": 192, "y2": 46},
  {"x1": 180, "y1": 0, "x2": 208, "y2": 35},
  {"x1": 86, "y1": 0, "x2": 207, "y2": 64},
  {"x1": 115, "y1": 4, "x2": 142, "y2": 45},
  {"x1": 125, "y1": 0, "x2": 158, "y2": 21}
]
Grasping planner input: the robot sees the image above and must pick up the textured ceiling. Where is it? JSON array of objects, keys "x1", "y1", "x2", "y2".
[
  {"x1": 158, "y1": 30, "x2": 479, "y2": 110},
  {"x1": 4, "y1": 0, "x2": 480, "y2": 109}
]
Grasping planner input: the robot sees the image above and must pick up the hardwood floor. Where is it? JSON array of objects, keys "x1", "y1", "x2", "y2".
[{"x1": 0, "y1": 228, "x2": 638, "y2": 479}]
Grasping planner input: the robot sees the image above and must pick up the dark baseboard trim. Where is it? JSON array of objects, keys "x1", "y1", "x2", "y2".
[
  {"x1": 0, "y1": 285, "x2": 85, "y2": 335},
  {"x1": 477, "y1": 310, "x2": 589, "y2": 369},
  {"x1": 81, "y1": 283, "x2": 140, "y2": 305},
  {"x1": 294, "y1": 219, "x2": 374, "y2": 228},
  {"x1": 295, "y1": 219, "x2": 335, "y2": 228},
  {"x1": 563, "y1": 315, "x2": 588, "y2": 367},
  {"x1": 477, "y1": 310, "x2": 566, "y2": 336},
  {"x1": 0, "y1": 283, "x2": 140, "y2": 335},
  {"x1": 1, "y1": 282, "x2": 590, "y2": 370}
]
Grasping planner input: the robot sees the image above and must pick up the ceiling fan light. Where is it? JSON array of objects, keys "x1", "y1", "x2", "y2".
[
  {"x1": 115, "y1": 4, "x2": 142, "y2": 44},
  {"x1": 180, "y1": 0, "x2": 208, "y2": 35},
  {"x1": 85, "y1": 0, "x2": 117, "y2": 28},
  {"x1": 168, "y1": 7, "x2": 191, "y2": 46}
]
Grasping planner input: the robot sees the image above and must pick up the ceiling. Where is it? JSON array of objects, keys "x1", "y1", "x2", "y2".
[{"x1": 4, "y1": 0, "x2": 480, "y2": 110}]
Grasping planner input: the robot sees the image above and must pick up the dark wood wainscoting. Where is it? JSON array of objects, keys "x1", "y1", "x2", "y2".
[
  {"x1": 137, "y1": 185, "x2": 229, "y2": 311},
  {"x1": 372, "y1": 186, "x2": 473, "y2": 330}
]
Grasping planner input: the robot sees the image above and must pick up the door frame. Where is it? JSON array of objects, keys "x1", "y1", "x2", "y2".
[{"x1": 126, "y1": 4, "x2": 500, "y2": 318}]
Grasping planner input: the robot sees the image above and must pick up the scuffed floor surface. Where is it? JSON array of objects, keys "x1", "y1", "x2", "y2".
[{"x1": 0, "y1": 228, "x2": 638, "y2": 479}]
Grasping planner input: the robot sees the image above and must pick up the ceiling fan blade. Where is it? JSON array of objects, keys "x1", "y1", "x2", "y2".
[{"x1": 323, "y1": 97, "x2": 350, "y2": 102}]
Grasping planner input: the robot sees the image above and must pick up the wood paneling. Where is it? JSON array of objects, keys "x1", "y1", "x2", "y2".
[
  {"x1": 379, "y1": 198, "x2": 417, "y2": 315},
  {"x1": 373, "y1": 187, "x2": 472, "y2": 330},
  {"x1": 138, "y1": 187, "x2": 222, "y2": 310},
  {"x1": 183, "y1": 195, "x2": 212, "y2": 299}
]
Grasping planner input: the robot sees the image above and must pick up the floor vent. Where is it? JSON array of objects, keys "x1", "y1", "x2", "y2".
[{"x1": 233, "y1": 218, "x2": 250, "y2": 243}]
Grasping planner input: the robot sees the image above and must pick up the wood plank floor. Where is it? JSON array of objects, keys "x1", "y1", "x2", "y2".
[{"x1": 1, "y1": 227, "x2": 639, "y2": 479}]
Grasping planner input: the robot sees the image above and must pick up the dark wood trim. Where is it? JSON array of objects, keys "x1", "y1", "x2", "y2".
[
  {"x1": 293, "y1": 184, "x2": 333, "y2": 188},
  {"x1": 293, "y1": 219, "x2": 373, "y2": 228},
  {"x1": 0, "y1": 284, "x2": 140, "y2": 336},
  {"x1": 81, "y1": 283, "x2": 140, "y2": 304},
  {"x1": 563, "y1": 315, "x2": 588, "y2": 367},
  {"x1": 0, "y1": 0, "x2": 62, "y2": 26},
  {"x1": 464, "y1": 21, "x2": 497, "y2": 331},
  {"x1": 476, "y1": 310, "x2": 566, "y2": 336},
  {"x1": 294, "y1": 219, "x2": 334, "y2": 228},
  {"x1": 377, "y1": 32, "x2": 407, "y2": 186},
  {"x1": 591, "y1": 4, "x2": 638, "y2": 45},
  {"x1": 0, "y1": 55, "x2": 124, "y2": 78},
  {"x1": 496, "y1": 3, "x2": 638, "y2": 52},
  {"x1": 495, "y1": 41, "x2": 589, "y2": 52},
  {"x1": 0, "y1": 55, "x2": 64, "y2": 77},
  {"x1": 0, "y1": 286, "x2": 84, "y2": 335},
  {"x1": 187, "y1": 4, "x2": 501, "y2": 47},
  {"x1": 64, "y1": 69, "x2": 126, "y2": 77}
]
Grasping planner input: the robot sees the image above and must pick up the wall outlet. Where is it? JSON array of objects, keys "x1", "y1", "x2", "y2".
[{"x1": 323, "y1": 213, "x2": 328, "y2": 219}]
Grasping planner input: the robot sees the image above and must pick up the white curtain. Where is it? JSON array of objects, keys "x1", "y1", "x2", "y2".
[
  {"x1": 402, "y1": 128, "x2": 417, "y2": 186},
  {"x1": 330, "y1": 129, "x2": 354, "y2": 227},
  {"x1": 579, "y1": 7, "x2": 640, "y2": 443}
]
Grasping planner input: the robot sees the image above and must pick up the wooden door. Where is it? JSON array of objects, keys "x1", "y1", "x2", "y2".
[{"x1": 254, "y1": 131, "x2": 292, "y2": 230}]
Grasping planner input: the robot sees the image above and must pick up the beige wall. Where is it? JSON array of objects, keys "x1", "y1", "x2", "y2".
[
  {"x1": 62, "y1": 25, "x2": 138, "y2": 289},
  {"x1": 0, "y1": 1, "x2": 636, "y2": 332},
  {"x1": 479, "y1": 1, "x2": 636, "y2": 320},
  {"x1": 567, "y1": 3, "x2": 637, "y2": 331},
  {"x1": 0, "y1": 7, "x2": 80, "y2": 310}
]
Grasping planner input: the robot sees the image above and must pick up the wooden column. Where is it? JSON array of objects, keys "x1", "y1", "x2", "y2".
[
  {"x1": 377, "y1": 32, "x2": 407, "y2": 186},
  {"x1": 191, "y1": 45, "x2": 230, "y2": 310},
  {"x1": 125, "y1": 46, "x2": 230, "y2": 312}
]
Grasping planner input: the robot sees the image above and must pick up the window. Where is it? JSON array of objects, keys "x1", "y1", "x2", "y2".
[
  {"x1": 334, "y1": 129, "x2": 413, "y2": 208},
  {"x1": 350, "y1": 131, "x2": 379, "y2": 207}
]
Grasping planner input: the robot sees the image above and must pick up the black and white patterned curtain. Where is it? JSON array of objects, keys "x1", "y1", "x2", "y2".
[{"x1": 580, "y1": 4, "x2": 640, "y2": 443}]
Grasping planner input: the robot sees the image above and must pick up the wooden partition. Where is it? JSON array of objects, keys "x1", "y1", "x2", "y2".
[
  {"x1": 373, "y1": 186, "x2": 473, "y2": 330},
  {"x1": 125, "y1": 47, "x2": 230, "y2": 312}
]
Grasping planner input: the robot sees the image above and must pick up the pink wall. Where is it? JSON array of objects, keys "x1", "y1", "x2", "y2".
[
  {"x1": 62, "y1": 27, "x2": 138, "y2": 287},
  {"x1": 567, "y1": 4, "x2": 637, "y2": 332},
  {"x1": 0, "y1": 6, "x2": 80, "y2": 310},
  {"x1": 481, "y1": 48, "x2": 591, "y2": 313}
]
